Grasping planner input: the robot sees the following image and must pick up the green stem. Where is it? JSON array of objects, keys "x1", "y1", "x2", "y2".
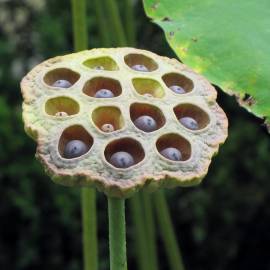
[
  {"x1": 153, "y1": 190, "x2": 186, "y2": 270},
  {"x1": 93, "y1": 0, "x2": 111, "y2": 47},
  {"x1": 82, "y1": 188, "x2": 98, "y2": 270},
  {"x1": 104, "y1": 0, "x2": 127, "y2": 46},
  {"x1": 123, "y1": 0, "x2": 136, "y2": 46},
  {"x1": 71, "y1": 1, "x2": 98, "y2": 270},
  {"x1": 141, "y1": 192, "x2": 159, "y2": 270},
  {"x1": 129, "y1": 195, "x2": 150, "y2": 270},
  {"x1": 108, "y1": 197, "x2": 127, "y2": 270},
  {"x1": 71, "y1": 0, "x2": 88, "y2": 51}
]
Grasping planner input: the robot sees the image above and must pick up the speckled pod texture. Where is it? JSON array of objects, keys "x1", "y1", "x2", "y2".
[{"x1": 21, "y1": 48, "x2": 228, "y2": 198}]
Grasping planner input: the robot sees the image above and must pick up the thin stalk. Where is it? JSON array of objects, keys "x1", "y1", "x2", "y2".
[
  {"x1": 153, "y1": 190, "x2": 186, "y2": 270},
  {"x1": 141, "y1": 192, "x2": 159, "y2": 270},
  {"x1": 93, "y1": 0, "x2": 111, "y2": 47},
  {"x1": 129, "y1": 195, "x2": 150, "y2": 270},
  {"x1": 71, "y1": 1, "x2": 98, "y2": 270},
  {"x1": 104, "y1": 0, "x2": 127, "y2": 46},
  {"x1": 123, "y1": 0, "x2": 136, "y2": 46},
  {"x1": 108, "y1": 197, "x2": 127, "y2": 270}
]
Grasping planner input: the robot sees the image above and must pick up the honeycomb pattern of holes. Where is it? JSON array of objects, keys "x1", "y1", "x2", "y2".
[
  {"x1": 132, "y1": 78, "x2": 165, "y2": 98},
  {"x1": 104, "y1": 137, "x2": 145, "y2": 169},
  {"x1": 82, "y1": 56, "x2": 119, "y2": 71},
  {"x1": 83, "y1": 77, "x2": 122, "y2": 98},
  {"x1": 45, "y1": 96, "x2": 80, "y2": 116},
  {"x1": 92, "y1": 106, "x2": 124, "y2": 133},
  {"x1": 43, "y1": 68, "x2": 80, "y2": 88},
  {"x1": 130, "y1": 103, "x2": 166, "y2": 132},
  {"x1": 173, "y1": 103, "x2": 210, "y2": 130},
  {"x1": 156, "y1": 133, "x2": 192, "y2": 161},
  {"x1": 58, "y1": 125, "x2": 93, "y2": 159},
  {"x1": 162, "y1": 72, "x2": 194, "y2": 94},
  {"x1": 124, "y1": 53, "x2": 158, "y2": 72}
]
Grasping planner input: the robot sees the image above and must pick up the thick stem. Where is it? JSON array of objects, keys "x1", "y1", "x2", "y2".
[
  {"x1": 153, "y1": 190, "x2": 186, "y2": 270},
  {"x1": 142, "y1": 192, "x2": 159, "y2": 270},
  {"x1": 71, "y1": 1, "x2": 98, "y2": 270},
  {"x1": 104, "y1": 0, "x2": 127, "y2": 46},
  {"x1": 82, "y1": 188, "x2": 98, "y2": 270},
  {"x1": 123, "y1": 0, "x2": 136, "y2": 46},
  {"x1": 108, "y1": 197, "x2": 127, "y2": 270}
]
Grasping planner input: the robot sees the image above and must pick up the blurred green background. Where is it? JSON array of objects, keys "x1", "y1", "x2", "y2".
[{"x1": 0, "y1": 1, "x2": 269, "y2": 270}]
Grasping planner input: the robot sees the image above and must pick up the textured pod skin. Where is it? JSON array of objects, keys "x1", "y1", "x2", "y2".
[{"x1": 21, "y1": 48, "x2": 228, "y2": 198}]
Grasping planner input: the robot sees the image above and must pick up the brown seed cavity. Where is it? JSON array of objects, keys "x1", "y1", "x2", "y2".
[
  {"x1": 104, "y1": 137, "x2": 145, "y2": 168},
  {"x1": 83, "y1": 56, "x2": 119, "y2": 71},
  {"x1": 83, "y1": 77, "x2": 122, "y2": 97},
  {"x1": 174, "y1": 103, "x2": 210, "y2": 130},
  {"x1": 124, "y1": 53, "x2": 158, "y2": 72},
  {"x1": 43, "y1": 68, "x2": 80, "y2": 88},
  {"x1": 45, "y1": 96, "x2": 80, "y2": 116},
  {"x1": 58, "y1": 125, "x2": 93, "y2": 158},
  {"x1": 162, "y1": 72, "x2": 194, "y2": 93},
  {"x1": 156, "y1": 133, "x2": 192, "y2": 161},
  {"x1": 92, "y1": 106, "x2": 124, "y2": 133}
]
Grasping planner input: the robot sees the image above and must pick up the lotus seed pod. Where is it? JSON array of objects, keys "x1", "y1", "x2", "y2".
[
  {"x1": 21, "y1": 48, "x2": 228, "y2": 198},
  {"x1": 160, "y1": 147, "x2": 182, "y2": 161},
  {"x1": 101, "y1": 123, "x2": 115, "y2": 133},
  {"x1": 169, "y1": 85, "x2": 186, "y2": 94},
  {"x1": 179, "y1": 117, "x2": 199, "y2": 130},
  {"x1": 64, "y1": 140, "x2": 88, "y2": 159},
  {"x1": 52, "y1": 79, "x2": 72, "y2": 88},
  {"x1": 109, "y1": 151, "x2": 135, "y2": 168},
  {"x1": 95, "y1": 89, "x2": 115, "y2": 98},
  {"x1": 131, "y1": 64, "x2": 149, "y2": 72},
  {"x1": 134, "y1": 115, "x2": 157, "y2": 132}
]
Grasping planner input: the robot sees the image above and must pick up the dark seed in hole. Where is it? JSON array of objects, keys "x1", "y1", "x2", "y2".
[
  {"x1": 131, "y1": 64, "x2": 149, "y2": 72},
  {"x1": 55, "y1": 111, "x2": 68, "y2": 117},
  {"x1": 63, "y1": 140, "x2": 88, "y2": 159},
  {"x1": 101, "y1": 123, "x2": 114, "y2": 132},
  {"x1": 109, "y1": 151, "x2": 135, "y2": 168},
  {"x1": 94, "y1": 89, "x2": 114, "y2": 98},
  {"x1": 160, "y1": 147, "x2": 182, "y2": 161},
  {"x1": 94, "y1": 65, "x2": 104, "y2": 70},
  {"x1": 169, "y1": 85, "x2": 186, "y2": 94},
  {"x1": 179, "y1": 117, "x2": 199, "y2": 130},
  {"x1": 52, "y1": 79, "x2": 72, "y2": 88},
  {"x1": 134, "y1": 115, "x2": 157, "y2": 132}
]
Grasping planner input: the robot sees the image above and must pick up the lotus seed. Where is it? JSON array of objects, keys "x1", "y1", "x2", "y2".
[
  {"x1": 179, "y1": 117, "x2": 199, "y2": 130},
  {"x1": 63, "y1": 140, "x2": 88, "y2": 159},
  {"x1": 94, "y1": 89, "x2": 115, "y2": 98},
  {"x1": 169, "y1": 85, "x2": 186, "y2": 94},
  {"x1": 52, "y1": 79, "x2": 72, "y2": 88},
  {"x1": 134, "y1": 115, "x2": 157, "y2": 132},
  {"x1": 110, "y1": 151, "x2": 135, "y2": 168},
  {"x1": 101, "y1": 123, "x2": 115, "y2": 132},
  {"x1": 131, "y1": 64, "x2": 149, "y2": 72},
  {"x1": 94, "y1": 65, "x2": 104, "y2": 70},
  {"x1": 55, "y1": 111, "x2": 68, "y2": 117},
  {"x1": 144, "y1": 93, "x2": 153, "y2": 98},
  {"x1": 160, "y1": 147, "x2": 182, "y2": 161}
]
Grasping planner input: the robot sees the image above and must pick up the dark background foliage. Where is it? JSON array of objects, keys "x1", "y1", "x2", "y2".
[{"x1": 0, "y1": 1, "x2": 269, "y2": 270}]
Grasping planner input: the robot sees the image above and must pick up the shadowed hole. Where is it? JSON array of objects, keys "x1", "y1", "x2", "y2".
[
  {"x1": 45, "y1": 96, "x2": 79, "y2": 116},
  {"x1": 83, "y1": 77, "x2": 122, "y2": 97},
  {"x1": 174, "y1": 103, "x2": 210, "y2": 130},
  {"x1": 58, "y1": 125, "x2": 93, "y2": 159},
  {"x1": 44, "y1": 68, "x2": 80, "y2": 88},
  {"x1": 124, "y1": 53, "x2": 158, "y2": 71},
  {"x1": 104, "y1": 138, "x2": 145, "y2": 168},
  {"x1": 162, "y1": 73, "x2": 194, "y2": 93},
  {"x1": 83, "y1": 56, "x2": 119, "y2": 71},
  {"x1": 130, "y1": 103, "x2": 165, "y2": 132},
  {"x1": 156, "y1": 133, "x2": 191, "y2": 161},
  {"x1": 92, "y1": 106, "x2": 124, "y2": 132},
  {"x1": 132, "y1": 78, "x2": 165, "y2": 98}
]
